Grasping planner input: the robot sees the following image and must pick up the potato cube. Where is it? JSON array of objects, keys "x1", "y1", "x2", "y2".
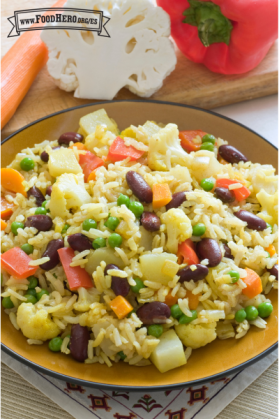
[
  {"x1": 150, "y1": 329, "x2": 186, "y2": 373},
  {"x1": 139, "y1": 253, "x2": 178, "y2": 285},
  {"x1": 161, "y1": 259, "x2": 179, "y2": 277},
  {"x1": 79, "y1": 109, "x2": 119, "y2": 136},
  {"x1": 48, "y1": 148, "x2": 82, "y2": 178}
]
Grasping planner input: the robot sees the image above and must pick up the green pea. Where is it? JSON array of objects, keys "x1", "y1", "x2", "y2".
[
  {"x1": 35, "y1": 207, "x2": 47, "y2": 215},
  {"x1": 21, "y1": 243, "x2": 34, "y2": 255},
  {"x1": 245, "y1": 305, "x2": 258, "y2": 321},
  {"x1": 129, "y1": 201, "x2": 144, "y2": 218},
  {"x1": 11, "y1": 221, "x2": 24, "y2": 236},
  {"x1": 108, "y1": 233, "x2": 122, "y2": 249},
  {"x1": 266, "y1": 223, "x2": 273, "y2": 232},
  {"x1": 27, "y1": 276, "x2": 38, "y2": 289},
  {"x1": 147, "y1": 324, "x2": 164, "y2": 338},
  {"x1": 131, "y1": 278, "x2": 145, "y2": 293},
  {"x1": 42, "y1": 200, "x2": 49, "y2": 209},
  {"x1": 192, "y1": 223, "x2": 206, "y2": 237},
  {"x1": 200, "y1": 178, "x2": 215, "y2": 192},
  {"x1": 171, "y1": 304, "x2": 183, "y2": 319},
  {"x1": 258, "y1": 302, "x2": 273, "y2": 318},
  {"x1": 20, "y1": 157, "x2": 35, "y2": 172},
  {"x1": 179, "y1": 310, "x2": 198, "y2": 324},
  {"x1": 61, "y1": 224, "x2": 70, "y2": 235},
  {"x1": 26, "y1": 289, "x2": 37, "y2": 297},
  {"x1": 235, "y1": 309, "x2": 246, "y2": 323},
  {"x1": 48, "y1": 337, "x2": 63, "y2": 352},
  {"x1": 82, "y1": 218, "x2": 97, "y2": 231},
  {"x1": 2, "y1": 296, "x2": 14, "y2": 309},
  {"x1": 117, "y1": 351, "x2": 127, "y2": 360},
  {"x1": 92, "y1": 237, "x2": 107, "y2": 250},
  {"x1": 200, "y1": 142, "x2": 214, "y2": 152},
  {"x1": 37, "y1": 289, "x2": 49, "y2": 300},
  {"x1": 105, "y1": 217, "x2": 120, "y2": 231},
  {"x1": 228, "y1": 270, "x2": 240, "y2": 283},
  {"x1": 127, "y1": 309, "x2": 136, "y2": 318},
  {"x1": 117, "y1": 194, "x2": 130, "y2": 208},
  {"x1": 266, "y1": 252, "x2": 271, "y2": 258},
  {"x1": 202, "y1": 134, "x2": 216, "y2": 144},
  {"x1": 23, "y1": 295, "x2": 37, "y2": 304}
]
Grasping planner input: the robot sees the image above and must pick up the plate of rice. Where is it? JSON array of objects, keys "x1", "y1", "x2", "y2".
[{"x1": 1, "y1": 100, "x2": 278, "y2": 391}]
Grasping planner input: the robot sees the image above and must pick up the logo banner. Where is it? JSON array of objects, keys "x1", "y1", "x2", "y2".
[{"x1": 8, "y1": 7, "x2": 110, "y2": 38}]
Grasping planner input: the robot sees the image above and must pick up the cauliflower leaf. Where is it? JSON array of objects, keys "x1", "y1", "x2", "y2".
[
  {"x1": 41, "y1": 0, "x2": 176, "y2": 100},
  {"x1": 161, "y1": 208, "x2": 192, "y2": 254},
  {"x1": 17, "y1": 303, "x2": 60, "y2": 341},
  {"x1": 49, "y1": 173, "x2": 91, "y2": 218},
  {"x1": 175, "y1": 322, "x2": 217, "y2": 349},
  {"x1": 148, "y1": 124, "x2": 193, "y2": 171}
]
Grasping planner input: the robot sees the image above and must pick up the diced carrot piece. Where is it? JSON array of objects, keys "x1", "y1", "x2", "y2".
[
  {"x1": 242, "y1": 268, "x2": 263, "y2": 299},
  {"x1": 109, "y1": 296, "x2": 133, "y2": 319},
  {"x1": 218, "y1": 157, "x2": 228, "y2": 165},
  {"x1": 107, "y1": 137, "x2": 144, "y2": 162},
  {"x1": 69, "y1": 142, "x2": 87, "y2": 151},
  {"x1": 186, "y1": 290, "x2": 201, "y2": 310},
  {"x1": 152, "y1": 184, "x2": 172, "y2": 209},
  {"x1": 58, "y1": 247, "x2": 93, "y2": 291},
  {"x1": 1, "y1": 247, "x2": 38, "y2": 279},
  {"x1": 177, "y1": 239, "x2": 200, "y2": 265},
  {"x1": 87, "y1": 170, "x2": 97, "y2": 182},
  {"x1": 165, "y1": 291, "x2": 179, "y2": 307},
  {"x1": 265, "y1": 244, "x2": 276, "y2": 257},
  {"x1": 1, "y1": 168, "x2": 27, "y2": 197},
  {"x1": 1, "y1": 220, "x2": 8, "y2": 230},
  {"x1": 1, "y1": 196, "x2": 15, "y2": 220},
  {"x1": 179, "y1": 130, "x2": 207, "y2": 153}
]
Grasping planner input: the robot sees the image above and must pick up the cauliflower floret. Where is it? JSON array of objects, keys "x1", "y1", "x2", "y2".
[
  {"x1": 17, "y1": 303, "x2": 60, "y2": 341},
  {"x1": 41, "y1": 0, "x2": 176, "y2": 100},
  {"x1": 175, "y1": 322, "x2": 217, "y2": 349},
  {"x1": 148, "y1": 124, "x2": 193, "y2": 171},
  {"x1": 256, "y1": 189, "x2": 278, "y2": 225},
  {"x1": 73, "y1": 287, "x2": 100, "y2": 312},
  {"x1": 49, "y1": 173, "x2": 91, "y2": 218},
  {"x1": 161, "y1": 208, "x2": 192, "y2": 254},
  {"x1": 191, "y1": 150, "x2": 223, "y2": 182},
  {"x1": 249, "y1": 165, "x2": 278, "y2": 196}
]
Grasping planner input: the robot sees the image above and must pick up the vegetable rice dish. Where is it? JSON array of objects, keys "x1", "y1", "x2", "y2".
[{"x1": 1, "y1": 109, "x2": 278, "y2": 373}]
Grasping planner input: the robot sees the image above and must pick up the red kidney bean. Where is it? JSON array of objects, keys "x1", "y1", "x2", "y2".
[
  {"x1": 223, "y1": 243, "x2": 233, "y2": 259},
  {"x1": 68, "y1": 234, "x2": 92, "y2": 252},
  {"x1": 136, "y1": 302, "x2": 171, "y2": 325},
  {"x1": 46, "y1": 185, "x2": 53, "y2": 196},
  {"x1": 25, "y1": 215, "x2": 53, "y2": 231},
  {"x1": 40, "y1": 146, "x2": 60, "y2": 163},
  {"x1": 166, "y1": 192, "x2": 187, "y2": 211},
  {"x1": 234, "y1": 210, "x2": 267, "y2": 231},
  {"x1": 58, "y1": 132, "x2": 83, "y2": 146},
  {"x1": 178, "y1": 264, "x2": 209, "y2": 283},
  {"x1": 140, "y1": 212, "x2": 161, "y2": 232},
  {"x1": 219, "y1": 145, "x2": 248, "y2": 164},
  {"x1": 70, "y1": 324, "x2": 90, "y2": 362},
  {"x1": 214, "y1": 187, "x2": 235, "y2": 203},
  {"x1": 196, "y1": 238, "x2": 222, "y2": 267},
  {"x1": 40, "y1": 239, "x2": 64, "y2": 270},
  {"x1": 126, "y1": 171, "x2": 153, "y2": 203},
  {"x1": 268, "y1": 264, "x2": 278, "y2": 280},
  {"x1": 104, "y1": 264, "x2": 130, "y2": 297},
  {"x1": 27, "y1": 186, "x2": 45, "y2": 207}
]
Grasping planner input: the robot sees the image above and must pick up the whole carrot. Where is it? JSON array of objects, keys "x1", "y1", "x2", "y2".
[{"x1": 1, "y1": 0, "x2": 65, "y2": 129}]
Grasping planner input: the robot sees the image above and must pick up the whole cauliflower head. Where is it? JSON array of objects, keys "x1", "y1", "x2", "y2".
[
  {"x1": 41, "y1": 0, "x2": 177, "y2": 99},
  {"x1": 161, "y1": 208, "x2": 192, "y2": 254},
  {"x1": 148, "y1": 124, "x2": 193, "y2": 171},
  {"x1": 175, "y1": 322, "x2": 217, "y2": 349},
  {"x1": 17, "y1": 303, "x2": 60, "y2": 341}
]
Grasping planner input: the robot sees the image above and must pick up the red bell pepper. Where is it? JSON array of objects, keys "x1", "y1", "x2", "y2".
[
  {"x1": 177, "y1": 239, "x2": 200, "y2": 265},
  {"x1": 58, "y1": 247, "x2": 93, "y2": 291},
  {"x1": 157, "y1": 0, "x2": 278, "y2": 74},
  {"x1": 179, "y1": 130, "x2": 207, "y2": 153},
  {"x1": 107, "y1": 137, "x2": 144, "y2": 163},
  {"x1": 215, "y1": 178, "x2": 250, "y2": 202},
  {"x1": 1, "y1": 247, "x2": 38, "y2": 279},
  {"x1": 79, "y1": 151, "x2": 104, "y2": 182}
]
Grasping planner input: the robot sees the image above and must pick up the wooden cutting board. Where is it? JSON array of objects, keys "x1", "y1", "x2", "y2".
[{"x1": 1, "y1": 0, "x2": 278, "y2": 139}]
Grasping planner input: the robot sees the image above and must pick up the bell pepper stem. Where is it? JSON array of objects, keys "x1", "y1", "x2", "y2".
[{"x1": 183, "y1": 0, "x2": 233, "y2": 47}]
